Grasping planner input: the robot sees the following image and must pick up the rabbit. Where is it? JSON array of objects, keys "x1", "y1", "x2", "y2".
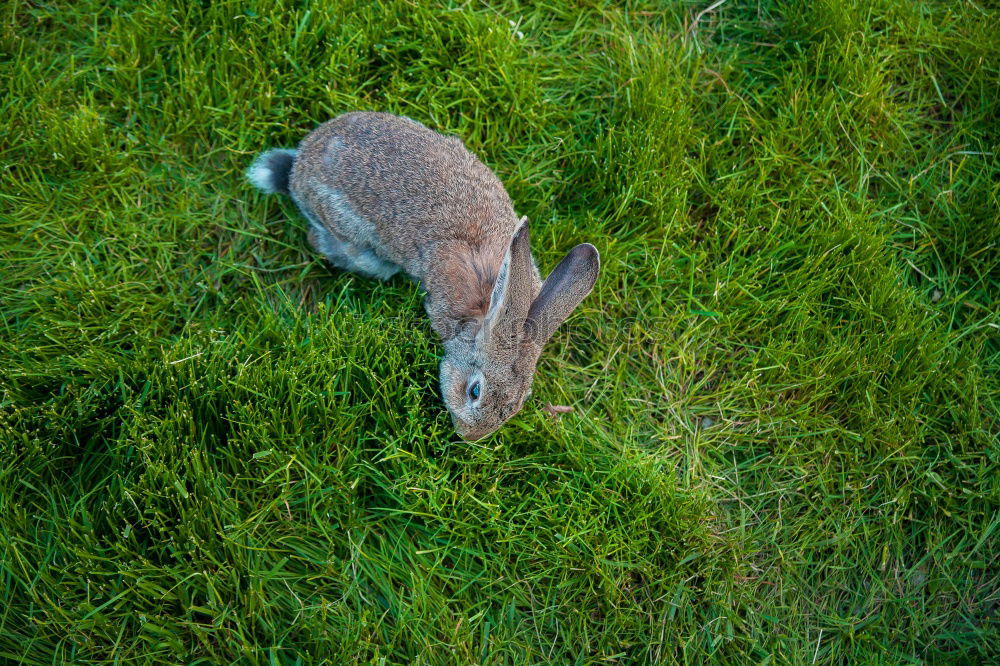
[{"x1": 246, "y1": 111, "x2": 599, "y2": 440}]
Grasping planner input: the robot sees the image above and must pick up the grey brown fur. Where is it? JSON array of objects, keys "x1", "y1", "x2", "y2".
[{"x1": 247, "y1": 112, "x2": 599, "y2": 440}]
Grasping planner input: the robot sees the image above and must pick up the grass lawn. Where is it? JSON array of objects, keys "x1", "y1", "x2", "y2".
[{"x1": 2, "y1": 0, "x2": 998, "y2": 663}]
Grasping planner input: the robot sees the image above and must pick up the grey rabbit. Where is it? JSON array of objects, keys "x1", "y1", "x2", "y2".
[{"x1": 247, "y1": 112, "x2": 599, "y2": 440}]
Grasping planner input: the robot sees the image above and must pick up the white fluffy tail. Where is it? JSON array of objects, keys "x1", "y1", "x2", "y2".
[{"x1": 246, "y1": 148, "x2": 297, "y2": 194}]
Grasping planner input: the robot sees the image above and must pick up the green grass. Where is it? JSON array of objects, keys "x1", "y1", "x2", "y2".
[{"x1": 1, "y1": 0, "x2": 998, "y2": 663}]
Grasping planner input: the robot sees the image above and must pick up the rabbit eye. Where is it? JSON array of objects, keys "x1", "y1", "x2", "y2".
[{"x1": 469, "y1": 380, "x2": 481, "y2": 401}]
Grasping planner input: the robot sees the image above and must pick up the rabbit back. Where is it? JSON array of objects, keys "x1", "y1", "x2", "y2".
[{"x1": 288, "y1": 112, "x2": 519, "y2": 282}]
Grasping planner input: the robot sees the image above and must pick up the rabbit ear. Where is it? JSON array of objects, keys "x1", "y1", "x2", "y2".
[
  {"x1": 485, "y1": 216, "x2": 532, "y2": 328},
  {"x1": 484, "y1": 245, "x2": 512, "y2": 325},
  {"x1": 525, "y1": 243, "x2": 600, "y2": 346}
]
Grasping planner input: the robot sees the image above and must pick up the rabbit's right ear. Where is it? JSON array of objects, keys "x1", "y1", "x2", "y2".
[
  {"x1": 525, "y1": 243, "x2": 600, "y2": 346},
  {"x1": 484, "y1": 216, "x2": 532, "y2": 329},
  {"x1": 484, "y1": 245, "x2": 511, "y2": 325}
]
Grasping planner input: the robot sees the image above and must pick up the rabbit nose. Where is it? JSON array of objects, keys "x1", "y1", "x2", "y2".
[
  {"x1": 454, "y1": 418, "x2": 492, "y2": 442},
  {"x1": 459, "y1": 425, "x2": 489, "y2": 442}
]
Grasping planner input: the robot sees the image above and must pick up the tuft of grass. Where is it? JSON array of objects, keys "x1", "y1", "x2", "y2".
[{"x1": 1, "y1": 0, "x2": 997, "y2": 663}]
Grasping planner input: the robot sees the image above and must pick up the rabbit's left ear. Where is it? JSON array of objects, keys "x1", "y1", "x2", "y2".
[
  {"x1": 484, "y1": 216, "x2": 533, "y2": 330},
  {"x1": 525, "y1": 243, "x2": 600, "y2": 346}
]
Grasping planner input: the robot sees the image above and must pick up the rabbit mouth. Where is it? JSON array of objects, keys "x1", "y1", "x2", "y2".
[{"x1": 452, "y1": 415, "x2": 494, "y2": 442}]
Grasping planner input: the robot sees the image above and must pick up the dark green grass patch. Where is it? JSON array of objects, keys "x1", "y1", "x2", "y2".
[{"x1": 1, "y1": 0, "x2": 998, "y2": 663}]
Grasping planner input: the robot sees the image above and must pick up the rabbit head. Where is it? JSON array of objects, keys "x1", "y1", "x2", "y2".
[{"x1": 439, "y1": 218, "x2": 600, "y2": 441}]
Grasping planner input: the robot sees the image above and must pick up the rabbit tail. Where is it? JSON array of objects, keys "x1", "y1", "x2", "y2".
[{"x1": 246, "y1": 148, "x2": 297, "y2": 195}]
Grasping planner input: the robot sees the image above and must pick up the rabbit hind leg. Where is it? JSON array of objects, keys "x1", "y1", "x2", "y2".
[
  {"x1": 307, "y1": 219, "x2": 399, "y2": 281},
  {"x1": 292, "y1": 187, "x2": 400, "y2": 281}
]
